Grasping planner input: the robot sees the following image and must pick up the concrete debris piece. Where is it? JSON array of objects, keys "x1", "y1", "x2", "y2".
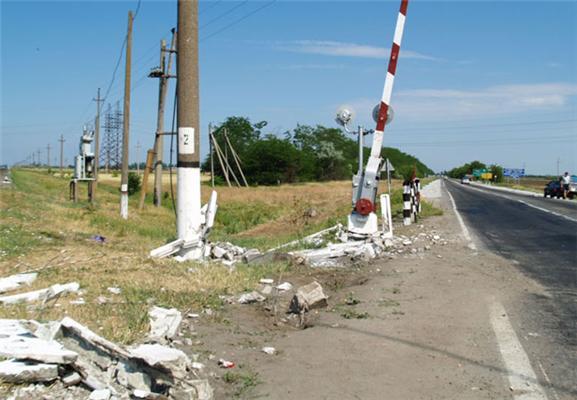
[
  {"x1": 190, "y1": 379, "x2": 214, "y2": 400},
  {"x1": 129, "y1": 344, "x2": 190, "y2": 379},
  {"x1": 238, "y1": 291, "x2": 266, "y2": 304},
  {"x1": 116, "y1": 362, "x2": 151, "y2": 391},
  {"x1": 148, "y1": 306, "x2": 182, "y2": 342},
  {"x1": 62, "y1": 371, "x2": 82, "y2": 386},
  {"x1": 289, "y1": 282, "x2": 327, "y2": 313},
  {"x1": 0, "y1": 272, "x2": 38, "y2": 293},
  {"x1": 0, "y1": 336, "x2": 78, "y2": 364},
  {"x1": 0, "y1": 316, "x2": 214, "y2": 399},
  {"x1": 211, "y1": 246, "x2": 226, "y2": 259},
  {"x1": 191, "y1": 362, "x2": 204, "y2": 370},
  {"x1": 0, "y1": 282, "x2": 80, "y2": 305},
  {"x1": 0, "y1": 360, "x2": 59, "y2": 383},
  {"x1": 276, "y1": 282, "x2": 293, "y2": 291},
  {"x1": 107, "y1": 287, "x2": 122, "y2": 295},
  {"x1": 402, "y1": 240, "x2": 412, "y2": 246},
  {"x1": 89, "y1": 388, "x2": 111, "y2": 400},
  {"x1": 242, "y1": 249, "x2": 262, "y2": 263},
  {"x1": 259, "y1": 278, "x2": 274, "y2": 285},
  {"x1": 261, "y1": 347, "x2": 276, "y2": 355}
]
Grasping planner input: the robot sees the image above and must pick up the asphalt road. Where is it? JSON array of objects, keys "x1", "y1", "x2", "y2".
[{"x1": 445, "y1": 179, "x2": 577, "y2": 399}]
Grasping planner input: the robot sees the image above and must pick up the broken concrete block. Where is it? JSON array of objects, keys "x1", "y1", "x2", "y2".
[
  {"x1": 223, "y1": 251, "x2": 235, "y2": 261},
  {"x1": 107, "y1": 287, "x2": 121, "y2": 295},
  {"x1": 276, "y1": 282, "x2": 292, "y2": 291},
  {"x1": 148, "y1": 306, "x2": 182, "y2": 342},
  {"x1": 190, "y1": 379, "x2": 214, "y2": 400},
  {"x1": 238, "y1": 291, "x2": 265, "y2": 304},
  {"x1": 0, "y1": 360, "x2": 58, "y2": 383},
  {"x1": 116, "y1": 361, "x2": 151, "y2": 391},
  {"x1": 258, "y1": 284, "x2": 273, "y2": 296},
  {"x1": 89, "y1": 388, "x2": 111, "y2": 400},
  {"x1": 289, "y1": 282, "x2": 328, "y2": 313},
  {"x1": 211, "y1": 246, "x2": 226, "y2": 259},
  {"x1": 129, "y1": 344, "x2": 190, "y2": 379},
  {"x1": 261, "y1": 346, "x2": 276, "y2": 355},
  {"x1": 62, "y1": 371, "x2": 82, "y2": 386},
  {"x1": 0, "y1": 336, "x2": 78, "y2": 364},
  {"x1": 0, "y1": 282, "x2": 80, "y2": 304},
  {"x1": 242, "y1": 249, "x2": 262, "y2": 263},
  {"x1": 0, "y1": 272, "x2": 37, "y2": 293},
  {"x1": 259, "y1": 278, "x2": 274, "y2": 284}
]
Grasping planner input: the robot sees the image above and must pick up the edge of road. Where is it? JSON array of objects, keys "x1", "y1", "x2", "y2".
[
  {"x1": 439, "y1": 177, "x2": 551, "y2": 400},
  {"x1": 469, "y1": 181, "x2": 540, "y2": 197}
]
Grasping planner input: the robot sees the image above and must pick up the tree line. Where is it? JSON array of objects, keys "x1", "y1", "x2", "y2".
[
  {"x1": 446, "y1": 160, "x2": 504, "y2": 182},
  {"x1": 201, "y1": 117, "x2": 433, "y2": 186}
]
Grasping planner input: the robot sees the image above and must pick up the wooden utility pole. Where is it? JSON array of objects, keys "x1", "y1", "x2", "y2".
[
  {"x1": 93, "y1": 88, "x2": 103, "y2": 179},
  {"x1": 176, "y1": 0, "x2": 201, "y2": 256},
  {"x1": 153, "y1": 30, "x2": 177, "y2": 207},
  {"x1": 46, "y1": 144, "x2": 51, "y2": 170},
  {"x1": 136, "y1": 141, "x2": 142, "y2": 174},
  {"x1": 59, "y1": 135, "x2": 65, "y2": 175},
  {"x1": 120, "y1": 11, "x2": 133, "y2": 219}
]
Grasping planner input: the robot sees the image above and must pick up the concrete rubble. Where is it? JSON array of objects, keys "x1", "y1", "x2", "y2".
[
  {"x1": 148, "y1": 306, "x2": 182, "y2": 343},
  {"x1": 289, "y1": 281, "x2": 328, "y2": 314},
  {"x1": 288, "y1": 224, "x2": 450, "y2": 268},
  {"x1": 0, "y1": 282, "x2": 80, "y2": 305},
  {"x1": 0, "y1": 316, "x2": 214, "y2": 400},
  {"x1": 0, "y1": 273, "x2": 37, "y2": 294}
]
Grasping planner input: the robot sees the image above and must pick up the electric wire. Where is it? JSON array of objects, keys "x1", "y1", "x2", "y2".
[
  {"x1": 201, "y1": 0, "x2": 278, "y2": 41},
  {"x1": 200, "y1": 0, "x2": 248, "y2": 29}
]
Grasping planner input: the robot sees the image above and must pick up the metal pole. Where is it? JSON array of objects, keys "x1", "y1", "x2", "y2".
[
  {"x1": 59, "y1": 134, "x2": 65, "y2": 175},
  {"x1": 120, "y1": 11, "x2": 133, "y2": 219},
  {"x1": 46, "y1": 144, "x2": 51, "y2": 169},
  {"x1": 358, "y1": 126, "x2": 363, "y2": 175},
  {"x1": 209, "y1": 123, "x2": 214, "y2": 187},
  {"x1": 386, "y1": 160, "x2": 391, "y2": 194},
  {"x1": 176, "y1": 0, "x2": 201, "y2": 256}
]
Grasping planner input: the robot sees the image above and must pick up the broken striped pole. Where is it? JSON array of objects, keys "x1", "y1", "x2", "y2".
[
  {"x1": 403, "y1": 181, "x2": 412, "y2": 226},
  {"x1": 348, "y1": 0, "x2": 409, "y2": 236}
]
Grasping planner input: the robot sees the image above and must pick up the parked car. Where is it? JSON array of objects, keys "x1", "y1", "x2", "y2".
[
  {"x1": 461, "y1": 177, "x2": 470, "y2": 184},
  {"x1": 544, "y1": 180, "x2": 563, "y2": 198}
]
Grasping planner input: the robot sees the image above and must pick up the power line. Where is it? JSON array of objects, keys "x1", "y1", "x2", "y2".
[
  {"x1": 201, "y1": 0, "x2": 278, "y2": 41},
  {"x1": 200, "y1": 0, "x2": 249, "y2": 29}
]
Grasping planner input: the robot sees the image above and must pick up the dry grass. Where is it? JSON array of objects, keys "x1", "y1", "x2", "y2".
[{"x1": 0, "y1": 169, "x2": 435, "y2": 344}]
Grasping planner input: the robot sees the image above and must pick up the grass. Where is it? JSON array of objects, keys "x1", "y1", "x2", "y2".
[
  {"x1": 0, "y1": 168, "x2": 441, "y2": 343},
  {"x1": 222, "y1": 369, "x2": 261, "y2": 398}
]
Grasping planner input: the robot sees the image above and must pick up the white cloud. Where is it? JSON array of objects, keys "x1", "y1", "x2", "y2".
[
  {"x1": 391, "y1": 83, "x2": 577, "y2": 120},
  {"x1": 275, "y1": 40, "x2": 437, "y2": 61}
]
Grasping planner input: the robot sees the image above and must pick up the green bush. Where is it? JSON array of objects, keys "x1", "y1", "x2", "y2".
[{"x1": 128, "y1": 172, "x2": 141, "y2": 195}]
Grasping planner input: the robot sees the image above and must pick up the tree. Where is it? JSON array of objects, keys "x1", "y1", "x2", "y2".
[{"x1": 490, "y1": 164, "x2": 504, "y2": 182}]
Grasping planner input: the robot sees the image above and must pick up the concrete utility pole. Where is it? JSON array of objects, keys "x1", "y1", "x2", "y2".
[
  {"x1": 59, "y1": 135, "x2": 65, "y2": 175},
  {"x1": 176, "y1": 0, "x2": 201, "y2": 258},
  {"x1": 46, "y1": 144, "x2": 51, "y2": 169},
  {"x1": 153, "y1": 30, "x2": 177, "y2": 207},
  {"x1": 93, "y1": 88, "x2": 103, "y2": 182},
  {"x1": 120, "y1": 11, "x2": 133, "y2": 219},
  {"x1": 37, "y1": 150, "x2": 41, "y2": 166}
]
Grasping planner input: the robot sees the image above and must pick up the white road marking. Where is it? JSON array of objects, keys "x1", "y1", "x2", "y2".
[
  {"x1": 443, "y1": 181, "x2": 477, "y2": 250},
  {"x1": 459, "y1": 182, "x2": 577, "y2": 224},
  {"x1": 516, "y1": 200, "x2": 577, "y2": 223},
  {"x1": 490, "y1": 301, "x2": 548, "y2": 400},
  {"x1": 537, "y1": 361, "x2": 560, "y2": 400}
]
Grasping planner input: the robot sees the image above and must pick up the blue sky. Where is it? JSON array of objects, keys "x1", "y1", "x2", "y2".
[{"x1": 1, "y1": 0, "x2": 576, "y2": 174}]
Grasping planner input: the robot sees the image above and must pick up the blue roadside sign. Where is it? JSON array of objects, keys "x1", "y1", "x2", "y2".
[{"x1": 504, "y1": 168, "x2": 525, "y2": 178}]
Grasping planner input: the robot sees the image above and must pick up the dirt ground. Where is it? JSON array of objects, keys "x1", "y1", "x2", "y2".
[{"x1": 183, "y1": 182, "x2": 548, "y2": 399}]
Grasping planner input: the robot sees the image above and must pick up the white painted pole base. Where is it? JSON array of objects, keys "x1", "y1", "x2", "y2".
[
  {"x1": 120, "y1": 188, "x2": 128, "y2": 220},
  {"x1": 347, "y1": 212, "x2": 379, "y2": 238},
  {"x1": 380, "y1": 194, "x2": 393, "y2": 239}
]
